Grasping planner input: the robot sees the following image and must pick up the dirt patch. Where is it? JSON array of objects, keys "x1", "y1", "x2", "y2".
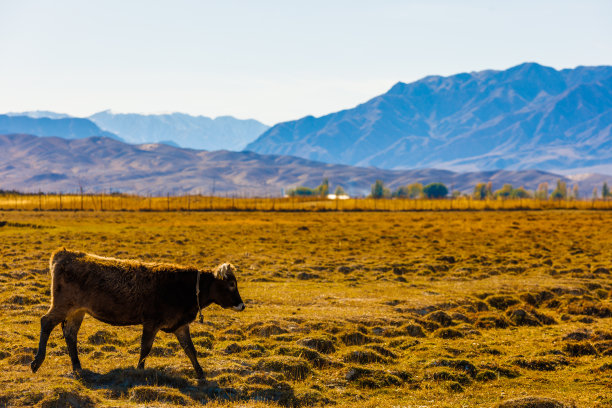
[
  {"x1": 129, "y1": 385, "x2": 188, "y2": 405},
  {"x1": 404, "y1": 324, "x2": 427, "y2": 337},
  {"x1": 339, "y1": 331, "x2": 376, "y2": 346},
  {"x1": 433, "y1": 328, "x2": 464, "y2": 339},
  {"x1": 343, "y1": 349, "x2": 388, "y2": 364},
  {"x1": 296, "y1": 272, "x2": 320, "y2": 280},
  {"x1": 246, "y1": 383, "x2": 297, "y2": 407},
  {"x1": 250, "y1": 324, "x2": 289, "y2": 337},
  {"x1": 246, "y1": 373, "x2": 281, "y2": 386},
  {"x1": 276, "y1": 346, "x2": 338, "y2": 369},
  {"x1": 8, "y1": 353, "x2": 33, "y2": 365},
  {"x1": 366, "y1": 344, "x2": 397, "y2": 359},
  {"x1": 475, "y1": 369, "x2": 497, "y2": 382},
  {"x1": 486, "y1": 295, "x2": 520, "y2": 310},
  {"x1": 87, "y1": 330, "x2": 123, "y2": 345},
  {"x1": 193, "y1": 337, "x2": 213, "y2": 349},
  {"x1": 224, "y1": 343, "x2": 242, "y2": 354},
  {"x1": 429, "y1": 369, "x2": 471, "y2": 385},
  {"x1": 594, "y1": 340, "x2": 612, "y2": 355},
  {"x1": 39, "y1": 387, "x2": 97, "y2": 408},
  {"x1": 513, "y1": 356, "x2": 569, "y2": 371},
  {"x1": 345, "y1": 367, "x2": 405, "y2": 389},
  {"x1": 428, "y1": 359, "x2": 478, "y2": 377},
  {"x1": 475, "y1": 314, "x2": 511, "y2": 329},
  {"x1": 255, "y1": 356, "x2": 311, "y2": 380},
  {"x1": 566, "y1": 299, "x2": 612, "y2": 318},
  {"x1": 296, "y1": 336, "x2": 336, "y2": 354},
  {"x1": 562, "y1": 342, "x2": 598, "y2": 357},
  {"x1": 480, "y1": 363, "x2": 520, "y2": 378},
  {"x1": 507, "y1": 308, "x2": 542, "y2": 326},
  {"x1": 426, "y1": 310, "x2": 454, "y2": 327},
  {"x1": 496, "y1": 396, "x2": 575, "y2": 408},
  {"x1": 520, "y1": 291, "x2": 555, "y2": 307},
  {"x1": 7, "y1": 294, "x2": 39, "y2": 305}
]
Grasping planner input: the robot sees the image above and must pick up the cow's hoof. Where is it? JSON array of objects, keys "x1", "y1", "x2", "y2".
[
  {"x1": 30, "y1": 359, "x2": 41, "y2": 373},
  {"x1": 197, "y1": 378, "x2": 218, "y2": 388}
]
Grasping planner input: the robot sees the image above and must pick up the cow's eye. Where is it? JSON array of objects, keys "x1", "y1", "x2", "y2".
[{"x1": 228, "y1": 282, "x2": 236, "y2": 290}]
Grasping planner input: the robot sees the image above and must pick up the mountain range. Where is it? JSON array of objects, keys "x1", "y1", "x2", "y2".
[
  {"x1": 246, "y1": 63, "x2": 612, "y2": 173},
  {"x1": 88, "y1": 111, "x2": 269, "y2": 150},
  {"x1": 1, "y1": 134, "x2": 609, "y2": 196},
  {"x1": 5, "y1": 111, "x2": 269, "y2": 151},
  {"x1": 0, "y1": 114, "x2": 121, "y2": 141}
]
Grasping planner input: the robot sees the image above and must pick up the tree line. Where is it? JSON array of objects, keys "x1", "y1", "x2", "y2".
[
  {"x1": 284, "y1": 179, "x2": 612, "y2": 200},
  {"x1": 372, "y1": 179, "x2": 612, "y2": 200}
]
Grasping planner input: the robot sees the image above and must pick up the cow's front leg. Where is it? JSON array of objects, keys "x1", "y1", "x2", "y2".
[
  {"x1": 137, "y1": 322, "x2": 159, "y2": 369},
  {"x1": 174, "y1": 324, "x2": 204, "y2": 378}
]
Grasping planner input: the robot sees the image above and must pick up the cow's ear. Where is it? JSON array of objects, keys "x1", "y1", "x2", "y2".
[{"x1": 215, "y1": 263, "x2": 229, "y2": 279}]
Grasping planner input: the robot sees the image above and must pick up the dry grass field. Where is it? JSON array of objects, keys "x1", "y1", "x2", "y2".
[{"x1": 0, "y1": 210, "x2": 610, "y2": 407}]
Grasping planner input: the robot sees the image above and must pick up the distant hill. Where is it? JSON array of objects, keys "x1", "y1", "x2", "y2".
[
  {"x1": 0, "y1": 115, "x2": 121, "y2": 141},
  {"x1": 1, "y1": 134, "x2": 609, "y2": 196},
  {"x1": 5, "y1": 111, "x2": 71, "y2": 119},
  {"x1": 88, "y1": 110, "x2": 269, "y2": 151},
  {"x1": 246, "y1": 63, "x2": 612, "y2": 173}
]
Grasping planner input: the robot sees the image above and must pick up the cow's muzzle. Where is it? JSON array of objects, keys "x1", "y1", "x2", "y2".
[{"x1": 232, "y1": 303, "x2": 245, "y2": 311}]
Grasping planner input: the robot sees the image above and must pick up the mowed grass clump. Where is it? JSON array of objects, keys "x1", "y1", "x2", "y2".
[
  {"x1": 255, "y1": 356, "x2": 311, "y2": 380},
  {"x1": 0, "y1": 210, "x2": 610, "y2": 407}
]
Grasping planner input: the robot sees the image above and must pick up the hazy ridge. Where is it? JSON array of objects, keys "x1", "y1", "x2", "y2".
[{"x1": 1, "y1": 134, "x2": 610, "y2": 196}]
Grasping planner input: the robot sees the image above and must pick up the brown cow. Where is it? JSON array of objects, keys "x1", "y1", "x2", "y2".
[{"x1": 30, "y1": 248, "x2": 245, "y2": 378}]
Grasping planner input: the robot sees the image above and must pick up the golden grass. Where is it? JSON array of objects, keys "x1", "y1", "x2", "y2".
[
  {"x1": 0, "y1": 210, "x2": 610, "y2": 407},
  {"x1": 2, "y1": 193, "x2": 612, "y2": 211}
]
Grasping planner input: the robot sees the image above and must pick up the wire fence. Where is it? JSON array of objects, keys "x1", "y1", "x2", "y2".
[{"x1": 1, "y1": 192, "x2": 612, "y2": 211}]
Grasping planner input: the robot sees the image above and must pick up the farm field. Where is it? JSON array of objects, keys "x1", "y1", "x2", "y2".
[{"x1": 0, "y1": 210, "x2": 610, "y2": 407}]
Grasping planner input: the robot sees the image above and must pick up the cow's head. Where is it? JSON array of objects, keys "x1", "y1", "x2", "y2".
[{"x1": 209, "y1": 263, "x2": 245, "y2": 311}]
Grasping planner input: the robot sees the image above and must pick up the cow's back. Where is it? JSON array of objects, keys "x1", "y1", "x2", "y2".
[{"x1": 48, "y1": 249, "x2": 198, "y2": 326}]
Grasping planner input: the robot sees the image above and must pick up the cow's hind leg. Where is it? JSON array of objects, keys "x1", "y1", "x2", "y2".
[
  {"x1": 137, "y1": 323, "x2": 159, "y2": 369},
  {"x1": 174, "y1": 324, "x2": 204, "y2": 378},
  {"x1": 62, "y1": 310, "x2": 85, "y2": 372},
  {"x1": 31, "y1": 308, "x2": 66, "y2": 373}
]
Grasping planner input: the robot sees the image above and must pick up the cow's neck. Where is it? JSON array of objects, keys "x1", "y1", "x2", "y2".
[{"x1": 197, "y1": 271, "x2": 215, "y2": 308}]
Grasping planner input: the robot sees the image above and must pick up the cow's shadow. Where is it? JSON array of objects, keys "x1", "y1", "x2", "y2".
[{"x1": 76, "y1": 367, "x2": 296, "y2": 405}]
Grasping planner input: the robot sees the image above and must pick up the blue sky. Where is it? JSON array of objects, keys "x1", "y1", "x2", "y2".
[{"x1": 1, "y1": 0, "x2": 611, "y2": 124}]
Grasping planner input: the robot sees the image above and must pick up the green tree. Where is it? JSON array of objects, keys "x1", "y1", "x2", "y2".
[
  {"x1": 393, "y1": 186, "x2": 409, "y2": 198},
  {"x1": 602, "y1": 182, "x2": 610, "y2": 199},
  {"x1": 371, "y1": 180, "x2": 386, "y2": 199},
  {"x1": 494, "y1": 184, "x2": 514, "y2": 199},
  {"x1": 287, "y1": 186, "x2": 316, "y2": 196},
  {"x1": 317, "y1": 178, "x2": 329, "y2": 197},
  {"x1": 551, "y1": 179, "x2": 567, "y2": 200},
  {"x1": 423, "y1": 183, "x2": 448, "y2": 199},
  {"x1": 511, "y1": 186, "x2": 531, "y2": 198},
  {"x1": 334, "y1": 186, "x2": 346, "y2": 196},
  {"x1": 407, "y1": 183, "x2": 423, "y2": 199},
  {"x1": 473, "y1": 183, "x2": 487, "y2": 200}
]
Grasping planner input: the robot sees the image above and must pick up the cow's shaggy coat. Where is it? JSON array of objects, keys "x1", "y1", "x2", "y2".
[{"x1": 30, "y1": 249, "x2": 244, "y2": 378}]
